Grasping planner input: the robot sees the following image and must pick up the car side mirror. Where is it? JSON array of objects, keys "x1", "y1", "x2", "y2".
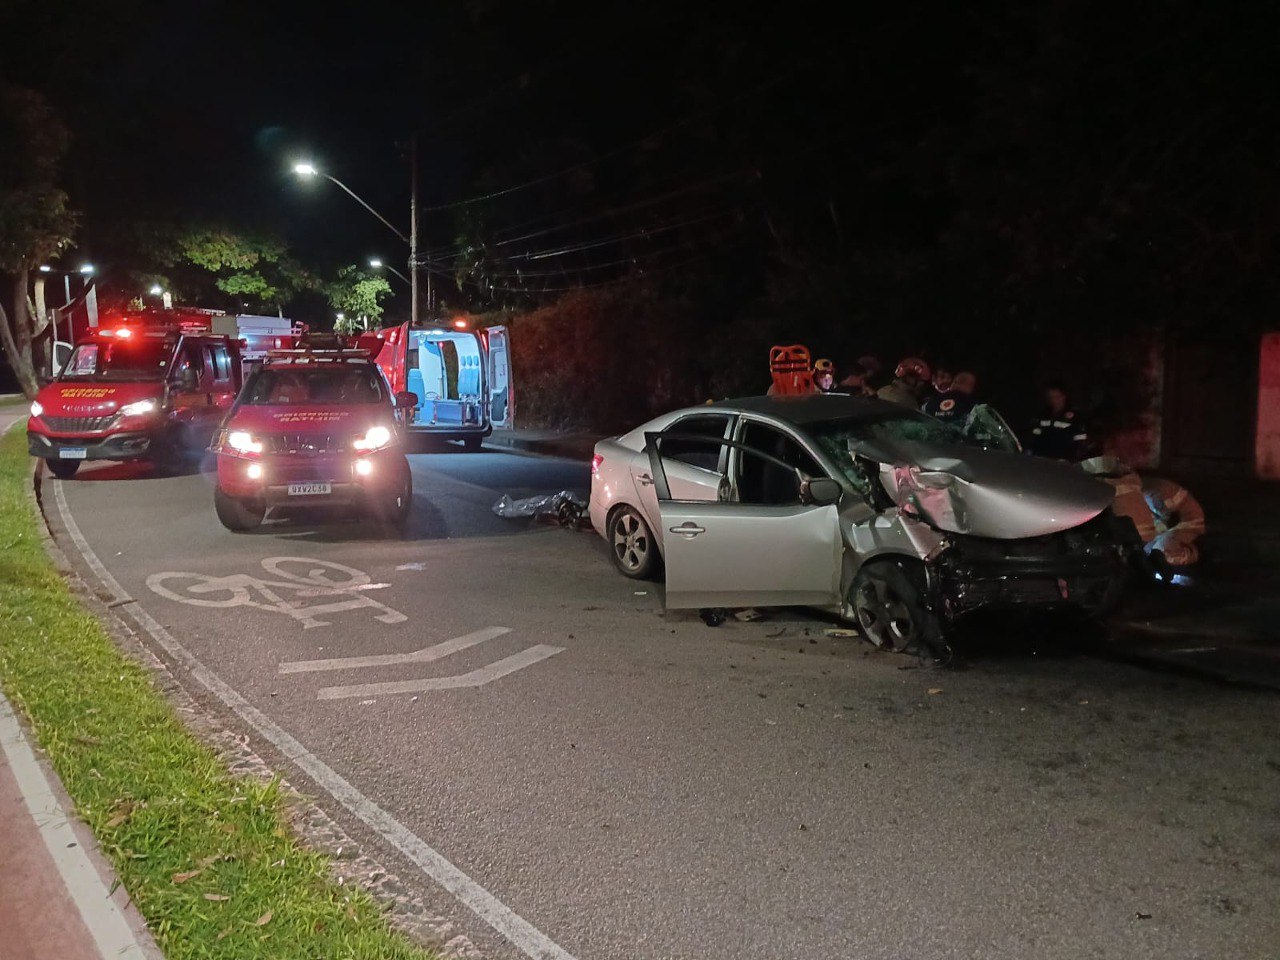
[
  {"x1": 800, "y1": 476, "x2": 842, "y2": 507},
  {"x1": 395, "y1": 391, "x2": 418, "y2": 409}
]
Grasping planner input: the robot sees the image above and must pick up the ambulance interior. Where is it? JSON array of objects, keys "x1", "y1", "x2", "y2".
[{"x1": 404, "y1": 329, "x2": 485, "y2": 426}]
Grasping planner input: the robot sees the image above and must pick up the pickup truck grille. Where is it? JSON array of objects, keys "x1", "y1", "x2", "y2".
[
  {"x1": 41, "y1": 415, "x2": 115, "y2": 433},
  {"x1": 267, "y1": 433, "x2": 348, "y2": 454}
]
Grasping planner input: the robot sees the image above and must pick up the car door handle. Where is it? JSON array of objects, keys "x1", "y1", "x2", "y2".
[
  {"x1": 669, "y1": 521, "x2": 705, "y2": 538},
  {"x1": 637, "y1": 473, "x2": 654, "y2": 486}
]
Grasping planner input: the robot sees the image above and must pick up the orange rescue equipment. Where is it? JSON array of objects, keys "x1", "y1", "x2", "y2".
[{"x1": 768, "y1": 344, "x2": 815, "y2": 396}]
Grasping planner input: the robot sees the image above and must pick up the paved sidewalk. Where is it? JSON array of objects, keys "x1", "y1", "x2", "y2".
[{"x1": 0, "y1": 694, "x2": 157, "y2": 960}]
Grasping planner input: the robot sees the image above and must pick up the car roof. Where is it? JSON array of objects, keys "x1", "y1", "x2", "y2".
[
  {"x1": 706, "y1": 393, "x2": 915, "y2": 425},
  {"x1": 260, "y1": 354, "x2": 374, "y2": 368}
]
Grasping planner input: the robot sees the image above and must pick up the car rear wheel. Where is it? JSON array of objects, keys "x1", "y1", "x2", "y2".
[
  {"x1": 214, "y1": 486, "x2": 265, "y2": 532},
  {"x1": 45, "y1": 458, "x2": 81, "y2": 479},
  {"x1": 462, "y1": 436, "x2": 483, "y2": 452},
  {"x1": 607, "y1": 505, "x2": 658, "y2": 580},
  {"x1": 851, "y1": 561, "x2": 951, "y2": 662}
]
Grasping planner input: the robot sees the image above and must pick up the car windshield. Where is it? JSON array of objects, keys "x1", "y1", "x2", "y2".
[
  {"x1": 241, "y1": 365, "x2": 385, "y2": 405},
  {"x1": 805, "y1": 406, "x2": 1021, "y2": 491},
  {"x1": 60, "y1": 340, "x2": 172, "y2": 381}
]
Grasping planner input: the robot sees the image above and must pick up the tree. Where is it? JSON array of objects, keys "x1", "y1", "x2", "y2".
[
  {"x1": 0, "y1": 84, "x2": 79, "y2": 397},
  {"x1": 133, "y1": 223, "x2": 313, "y2": 313},
  {"x1": 325, "y1": 266, "x2": 392, "y2": 332}
]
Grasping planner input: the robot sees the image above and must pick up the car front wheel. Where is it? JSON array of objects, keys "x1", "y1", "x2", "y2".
[
  {"x1": 45, "y1": 458, "x2": 81, "y2": 479},
  {"x1": 214, "y1": 486, "x2": 265, "y2": 532},
  {"x1": 607, "y1": 505, "x2": 658, "y2": 580},
  {"x1": 851, "y1": 560, "x2": 951, "y2": 662},
  {"x1": 374, "y1": 462, "x2": 413, "y2": 528}
]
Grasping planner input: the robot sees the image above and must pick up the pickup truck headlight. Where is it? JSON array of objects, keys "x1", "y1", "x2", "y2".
[
  {"x1": 118, "y1": 399, "x2": 157, "y2": 417},
  {"x1": 227, "y1": 430, "x2": 264, "y2": 454},
  {"x1": 30, "y1": 401, "x2": 43, "y2": 418},
  {"x1": 352, "y1": 425, "x2": 393, "y2": 452}
]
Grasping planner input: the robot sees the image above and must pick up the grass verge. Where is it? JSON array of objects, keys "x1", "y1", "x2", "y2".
[
  {"x1": 0, "y1": 427, "x2": 435, "y2": 959},
  {"x1": 0, "y1": 393, "x2": 29, "y2": 408}
]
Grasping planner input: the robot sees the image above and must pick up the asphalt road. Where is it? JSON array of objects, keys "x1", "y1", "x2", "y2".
[{"x1": 39, "y1": 444, "x2": 1280, "y2": 960}]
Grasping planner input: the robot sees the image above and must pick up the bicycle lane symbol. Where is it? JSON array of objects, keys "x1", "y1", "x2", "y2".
[{"x1": 146, "y1": 557, "x2": 408, "y2": 629}]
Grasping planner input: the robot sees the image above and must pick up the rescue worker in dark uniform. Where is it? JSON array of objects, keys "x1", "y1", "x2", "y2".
[
  {"x1": 922, "y1": 370, "x2": 976, "y2": 424},
  {"x1": 1028, "y1": 381, "x2": 1089, "y2": 460}
]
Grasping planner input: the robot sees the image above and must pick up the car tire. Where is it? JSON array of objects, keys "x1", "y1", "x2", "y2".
[
  {"x1": 850, "y1": 560, "x2": 951, "y2": 662},
  {"x1": 607, "y1": 505, "x2": 659, "y2": 580},
  {"x1": 374, "y1": 462, "x2": 413, "y2": 528},
  {"x1": 462, "y1": 436, "x2": 483, "y2": 452},
  {"x1": 214, "y1": 486, "x2": 265, "y2": 532},
  {"x1": 45, "y1": 458, "x2": 81, "y2": 479},
  {"x1": 154, "y1": 426, "x2": 192, "y2": 476}
]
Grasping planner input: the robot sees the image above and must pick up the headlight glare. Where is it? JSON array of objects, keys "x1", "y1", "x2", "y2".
[
  {"x1": 30, "y1": 401, "x2": 43, "y2": 418},
  {"x1": 227, "y1": 430, "x2": 263, "y2": 454},
  {"x1": 353, "y1": 425, "x2": 393, "y2": 451},
  {"x1": 119, "y1": 399, "x2": 157, "y2": 417}
]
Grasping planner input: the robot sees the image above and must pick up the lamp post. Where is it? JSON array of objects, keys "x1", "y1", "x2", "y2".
[
  {"x1": 293, "y1": 160, "x2": 423, "y2": 324},
  {"x1": 369, "y1": 258, "x2": 410, "y2": 285}
]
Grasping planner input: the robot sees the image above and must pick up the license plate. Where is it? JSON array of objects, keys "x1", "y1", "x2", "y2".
[
  {"x1": 287, "y1": 482, "x2": 332, "y2": 496},
  {"x1": 59, "y1": 448, "x2": 88, "y2": 460}
]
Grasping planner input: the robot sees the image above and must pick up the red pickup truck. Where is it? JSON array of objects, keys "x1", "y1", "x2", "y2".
[{"x1": 26, "y1": 310, "x2": 242, "y2": 477}]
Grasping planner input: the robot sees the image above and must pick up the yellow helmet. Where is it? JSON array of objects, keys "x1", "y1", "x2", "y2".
[{"x1": 814, "y1": 358, "x2": 834, "y2": 374}]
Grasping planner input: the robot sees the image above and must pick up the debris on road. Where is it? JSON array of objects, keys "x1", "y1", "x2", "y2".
[
  {"x1": 734, "y1": 608, "x2": 767, "y2": 622},
  {"x1": 700, "y1": 608, "x2": 728, "y2": 626},
  {"x1": 492, "y1": 490, "x2": 588, "y2": 529},
  {"x1": 928, "y1": 687, "x2": 944, "y2": 695},
  {"x1": 824, "y1": 628, "x2": 860, "y2": 639}
]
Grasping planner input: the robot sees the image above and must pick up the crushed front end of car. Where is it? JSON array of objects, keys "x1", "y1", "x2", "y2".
[{"x1": 927, "y1": 511, "x2": 1130, "y2": 620}]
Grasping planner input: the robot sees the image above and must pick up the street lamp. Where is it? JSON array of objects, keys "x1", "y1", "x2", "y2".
[
  {"x1": 149, "y1": 284, "x2": 163, "y2": 295},
  {"x1": 38, "y1": 265, "x2": 52, "y2": 273},
  {"x1": 79, "y1": 264, "x2": 94, "y2": 275},
  {"x1": 368, "y1": 257, "x2": 410, "y2": 285},
  {"x1": 291, "y1": 153, "x2": 426, "y2": 323}
]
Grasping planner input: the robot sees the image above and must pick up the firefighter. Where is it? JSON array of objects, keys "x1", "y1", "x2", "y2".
[
  {"x1": 877, "y1": 357, "x2": 931, "y2": 407},
  {"x1": 923, "y1": 371, "x2": 976, "y2": 423},
  {"x1": 814, "y1": 358, "x2": 836, "y2": 393},
  {"x1": 1028, "y1": 381, "x2": 1089, "y2": 460},
  {"x1": 1144, "y1": 477, "x2": 1205, "y2": 567}
]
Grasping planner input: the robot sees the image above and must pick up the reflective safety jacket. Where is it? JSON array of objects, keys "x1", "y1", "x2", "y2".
[{"x1": 1028, "y1": 409, "x2": 1088, "y2": 460}]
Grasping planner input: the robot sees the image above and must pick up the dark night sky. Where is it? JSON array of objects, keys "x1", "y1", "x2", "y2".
[{"x1": 2, "y1": 0, "x2": 1276, "y2": 342}]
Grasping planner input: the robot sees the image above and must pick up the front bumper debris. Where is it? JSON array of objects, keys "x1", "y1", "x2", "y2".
[{"x1": 932, "y1": 513, "x2": 1127, "y2": 618}]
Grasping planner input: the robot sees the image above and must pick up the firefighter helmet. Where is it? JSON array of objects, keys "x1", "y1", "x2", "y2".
[{"x1": 814, "y1": 358, "x2": 835, "y2": 375}]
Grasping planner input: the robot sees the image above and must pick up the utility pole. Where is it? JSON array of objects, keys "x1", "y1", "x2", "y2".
[{"x1": 410, "y1": 132, "x2": 420, "y2": 325}]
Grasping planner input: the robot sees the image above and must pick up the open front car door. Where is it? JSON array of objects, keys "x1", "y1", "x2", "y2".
[{"x1": 645, "y1": 432, "x2": 844, "y2": 610}]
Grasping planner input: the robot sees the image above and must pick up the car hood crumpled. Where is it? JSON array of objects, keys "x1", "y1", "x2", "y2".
[{"x1": 853, "y1": 437, "x2": 1115, "y2": 540}]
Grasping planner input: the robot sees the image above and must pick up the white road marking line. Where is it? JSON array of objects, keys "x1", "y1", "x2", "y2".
[
  {"x1": 317, "y1": 645, "x2": 566, "y2": 700},
  {"x1": 52, "y1": 482, "x2": 578, "y2": 960},
  {"x1": 280, "y1": 626, "x2": 512, "y2": 674},
  {"x1": 0, "y1": 691, "x2": 148, "y2": 960}
]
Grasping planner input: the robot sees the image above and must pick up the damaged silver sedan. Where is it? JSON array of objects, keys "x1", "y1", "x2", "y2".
[{"x1": 589, "y1": 395, "x2": 1128, "y2": 657}]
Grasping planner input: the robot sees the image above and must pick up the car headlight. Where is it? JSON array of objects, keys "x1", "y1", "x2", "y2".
[
  {"x1": 118, "y1": 399, "x2": 157, "y2": 417},
  {"x1": 352, "y1": 425, "x2": 393, "y2": 452},
  {"x1": 911, "y1": 468, "x2": 957, "y2": 489},
  {"x1": 227, "y1": 430, "x2": 264, "y2": 454},
  {"x1": 30, "y1": 401, "x2": 43, "y2": 418}
]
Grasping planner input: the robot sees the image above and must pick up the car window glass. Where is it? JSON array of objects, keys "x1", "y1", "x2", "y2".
[
  {"x1": 207, "y1": 345, "x2": 232, "y2": 383},
  {"x1": 736, "y1": 422, "x2": 821, "y2": 505},
  {"x1": 962, "y1": 403, "x2": 1022, "y2": 453},
  {"x1": 241, "y1": 366, "x2": 386, "y2": 405},
  {"x1": 661, "y1": 414, "x2": 729, "y2": 472}
]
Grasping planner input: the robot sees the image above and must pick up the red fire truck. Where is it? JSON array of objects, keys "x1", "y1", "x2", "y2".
[
  {"x1": 26, "y1": 309, "x2": 244, "y2": 477},
  {"x1": 364, "y1": 320, "x2": 512, "y2": 449}
]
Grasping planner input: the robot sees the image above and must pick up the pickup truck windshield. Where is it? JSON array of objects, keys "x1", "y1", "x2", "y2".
[
  {"x1": 60, "y1": 340, "x2": 172, "y2": 381},
  {"x1": 241, "y1": 366, "x2": 385, "y2": 405}
]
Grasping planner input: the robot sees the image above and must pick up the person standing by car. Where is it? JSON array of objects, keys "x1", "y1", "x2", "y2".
[
  {"x1": 1028, "y1": 381, "x2": 1089, "y2": 460},
  {"x1": 922, "y1": 370, "x2": 977, "y2": 423},
  {"x1": 814, "y1": 358, "x2": 837, "y2": 393},
  {"x1": 877, "y1": 357, "x2": 931, "y2": 407}
]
